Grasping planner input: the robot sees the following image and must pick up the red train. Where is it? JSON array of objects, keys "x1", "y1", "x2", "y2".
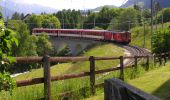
[{"x1": 32, "y1": 28, "x2": 131, "y2": 44}]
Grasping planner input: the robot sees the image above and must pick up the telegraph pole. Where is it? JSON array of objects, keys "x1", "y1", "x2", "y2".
[
  {"x1": 62, "y1": 19, "x2": 64, "y2": 29},
  {"x1": 151, "y1": 0, "x2": 154, "y2": 50},
  {"x1": 143, "y1": 21, "x2": 146, "y2": 48},
  {"x1": 161, "y1": 10, "x2": 164, "y2": 29},
  {"x1": 93, "y1": 17, "x2": 96, "y2": 28}
]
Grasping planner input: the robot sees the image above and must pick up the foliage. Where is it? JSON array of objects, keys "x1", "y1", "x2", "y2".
[
  {"x1": 142, "y1": 9, "x2": 151, "y2": 19},
  {"x1": 11, "y1": 12, "x2": 24, "y2": 20},
  {"x1": 152, "y1": 28, "x2": 170, "y2": 54},
  {"x1": 41, "y1": 15, "x2": 61, "y2": 29},
  {"x1": 0, "y1": 18, "x2": 17, "y2": 95},
  {"x1": 92, "y1": 26, "x2": 103, "y2": 30},
  {"x1": 83, "y1": 12, "x2": 97, "y2": 29},
  {"x1": 53, "y1": 9, "x2": 83, "y2": 29},
  {"x1": 130, "y1": 24, "x2": 151, "y2": 49},
  {"x1": 26, "y1": 14, "x2": 61, "y2": 31},
  {"x1": 84, "y1": 7, "x2": 120, "y2": 29},
  {"x1": 57, "y1": 44, "x2": 72, "y2": 56},
  {"x1": 26, "y1": 14, "x2": 42, "y2": 32},
  {"x1": 156, "y1": 8, "x2": 170, "y2": 23},
  {"x1": 9, "y1": 20, "x2": 38, "y2": 56},
  {"x1": 36, "y1": 33, "x2": 53, "y2": 56},
  {"x1": 108, "y1": 8, "x2": 140, "y2": 31},
  {"x1": 0, "y1": 73, "x2": 16, "y2": 95},
  {"x1": 0, "y1": 12, "x2": 2, "y2": 19}
]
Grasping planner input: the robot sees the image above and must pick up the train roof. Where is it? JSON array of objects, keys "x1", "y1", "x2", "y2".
[
  {"x1": 33, "y1": 28, "x2": 111, "y2": 32},
  {"x1": 33, "y1": 28, "x2": 130, "y2": 33}
]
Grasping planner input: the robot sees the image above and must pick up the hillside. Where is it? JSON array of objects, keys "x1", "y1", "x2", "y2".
[
  {"x1": 130, "y1": 22, "x2": 170, "y2": 50},
  {"x1": 121, "y1": 0, "x2": 170, "y2": 8},
  {"x1": 90, "y1": 5, "x2": 117, "y2": 12}
]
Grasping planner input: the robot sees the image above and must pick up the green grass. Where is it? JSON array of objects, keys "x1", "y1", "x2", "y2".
[
  {"x1": 85, "y1": 60, "x2": 170, "y2": 100},
  {"x1": 130, "y1": 22, "x2": 170, "y2": 50},
  {"x1": 0, "y1": 43, "x2": 125, "y2": 100},
  {"x1": 128, "y1": 61, "x2": 170, "y2": 100}
]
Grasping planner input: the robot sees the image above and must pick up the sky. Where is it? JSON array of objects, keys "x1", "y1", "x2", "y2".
[{"x1": 12, "y1": 0, "x2": 128, "y2": 10}]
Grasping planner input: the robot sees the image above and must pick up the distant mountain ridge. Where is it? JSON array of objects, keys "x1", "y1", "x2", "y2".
[
  {"x1": 121, "y1": 0, "x2": 170, "y2": 8},
  {"x1": 1, "y1": 0, "x2": 58, "y2": 19},
  {"x1": 91, "y1": 5, "x2": 117, "y2": 12}
]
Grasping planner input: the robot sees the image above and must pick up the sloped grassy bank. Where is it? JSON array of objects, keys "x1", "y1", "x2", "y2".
[{"x1": 0, "y1": 43, "x2": 125, "y2": 100}]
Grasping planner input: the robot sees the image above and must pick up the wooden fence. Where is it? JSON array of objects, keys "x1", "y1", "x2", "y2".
[
  {"x1": 14, "y1": 53, "x2": 170, "y2": 100},
  {"x1": 104, "y1": 78, "x2": 160, "y2": 100}
]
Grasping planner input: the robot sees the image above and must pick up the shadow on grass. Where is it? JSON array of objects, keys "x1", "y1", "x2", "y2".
[{"x1": 152, "y1": 79, "x2": 170, "y2": 100}]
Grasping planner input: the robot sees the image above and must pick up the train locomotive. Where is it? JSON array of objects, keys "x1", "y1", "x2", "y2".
[{"x1": 32, "y1": 28, "x2": 131, "y2": 44}]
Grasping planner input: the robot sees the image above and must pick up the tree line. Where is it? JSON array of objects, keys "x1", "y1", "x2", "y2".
[{"x1": 10, "y1": 7, "x2": 170, "y2": 32}]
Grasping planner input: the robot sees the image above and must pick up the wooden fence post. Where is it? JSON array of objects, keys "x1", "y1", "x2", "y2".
[
  {"x1": 146, "y1": 55, "x2": 149, "y2": 70},
  {"x1": 119, "y1": 56, "x2": 124, "y2": 81},
  {"x1": 134, "y1": 56, "x2": 138, "y2": 68},
  {"x1": 163, "y1": 54, "x2": 167, "y2": 65},
  {"x1": 153, "y1": 54, "x2": 156, "y2": 66},
  {"x1": 168, "y1": 52, "x2": 170, "y2": 59},
  {"x1": 43, "y1": 55, "x2": 51, "y2": 100},
  {"x1": 89, "y1": 56, "x2": 95, "y2": 95},
  {"x1": 158, "y1": 55, "x2": 162, "y2": 66}
]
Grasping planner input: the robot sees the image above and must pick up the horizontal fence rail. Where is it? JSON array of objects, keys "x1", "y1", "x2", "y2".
[
  {"x1": 10, "y1": 52, "x2": 170, "y2": 100},
  {"x1": 104, "y1": 78, "x2": 160, "y2": 100}
]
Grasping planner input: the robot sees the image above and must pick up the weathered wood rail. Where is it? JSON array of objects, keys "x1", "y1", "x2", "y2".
[
  {"x1": 104, "y1": 78, "x2": 160, "y2": 100},
  {"x1": 14, "y1": 53, "x2": 170, "y2": 100}
]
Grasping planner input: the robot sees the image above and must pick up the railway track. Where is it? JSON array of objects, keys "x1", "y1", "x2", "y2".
[
  {"x1": 96, "y1": 45, "x2": 151, "y2": 80},
  {"x1": 122, "y1": 45, "x2": 151, "y2": 66}
]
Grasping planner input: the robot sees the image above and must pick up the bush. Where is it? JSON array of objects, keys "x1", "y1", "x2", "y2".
[{"x1": 152, "y1": 28, "x2": 170, "y2": 54}]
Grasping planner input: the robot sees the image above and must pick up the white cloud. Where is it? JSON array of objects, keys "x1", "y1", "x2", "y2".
[{"x1": 13, "y1": 0, "x2": 127, "y2": 10}]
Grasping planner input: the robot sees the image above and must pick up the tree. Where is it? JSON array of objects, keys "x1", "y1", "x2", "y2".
[
  {"x1": 134, "y1": 4, "x2": 141, "y2": 11},
  {"x1": 0, "y1": 12, "x2": 2, "y2": 19},
  {"x1": 57, "y1": 45, "x2": 72, "y2": 56},
  {"x1": 7, "y1": 20, "x2": 22, "y2": 31},
  {"x1": 84, "y1": 13, "x2": 97, "y2": 29},
  {"x1": 26, "y1": 14, "x2": 42, "y2": 32},
  {"x1": 0, "y1": 18, "x2": 17, "y2": 95},
  {"x1": 41, "y1": 15, "x2": 61, "y2": 29},
  {"x1": 97, "y1": 7, "x2": 116, "y2": 29},
  {"x1": 7, "y1": 20, "x2": 38, "y2": 56},
  {"x1": 54, "y1": 9, "x2": 82, "y2": 29},
  {"x1": 92, "y1": 26, "x2": 103, "y2": 30},
  {"x1": 152, "y1": 28, "x2": 170, "y2": 54},
  {"x1": 84, "y1": 7, "x2": 119, "y2": 29},
  {"x1": 142, "y1": 9, "x2": 151, "y2": 19},
  {"x1": 156, "y1": 8, "x2": 170, "y2": 23},
  {"x1": 108, "y1": 8, "x2": 140, "y2": 31},
  {"x1": 36, "y1": 33, "x2": 53, "y2": 56},
  {"x1": 11, "y1": 12, "x2": 21, "y2": 20}
]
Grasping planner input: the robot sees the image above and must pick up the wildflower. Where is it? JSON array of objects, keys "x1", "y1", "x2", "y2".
[
  {"x1": 1, "y1": 28, "x2": 4, "y2": 31},
  {"x1": 1, "y1": 61, "x2": 4, "y2": 64}
]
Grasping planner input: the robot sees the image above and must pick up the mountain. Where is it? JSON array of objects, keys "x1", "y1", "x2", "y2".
[
  {"x1": 91, "y1": 5, "x2": 117, "y2": 12},
  {"x1": 0, "y1": 0, "x2": 58, "y2": 19},
  {"x1": 121, "y1": 0, "x2": 170, "y2": 8}
]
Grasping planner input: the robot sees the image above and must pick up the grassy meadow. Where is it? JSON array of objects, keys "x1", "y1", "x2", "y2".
[{"x1": 0, "y1": 43, "x2": 125, "y2": 100}]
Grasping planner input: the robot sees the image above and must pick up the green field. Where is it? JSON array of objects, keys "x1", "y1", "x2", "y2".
[
  {"x1": 86, "y1": 61, "x2": 170, "y2": 100},
  {"x1": 0, "y1": 43, "x2": 125, "y2": 100}
]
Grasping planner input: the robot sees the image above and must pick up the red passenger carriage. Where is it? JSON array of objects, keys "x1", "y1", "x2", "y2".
[{"x1": 32, "y1": 28, "x2": 131, "y2": 44}]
